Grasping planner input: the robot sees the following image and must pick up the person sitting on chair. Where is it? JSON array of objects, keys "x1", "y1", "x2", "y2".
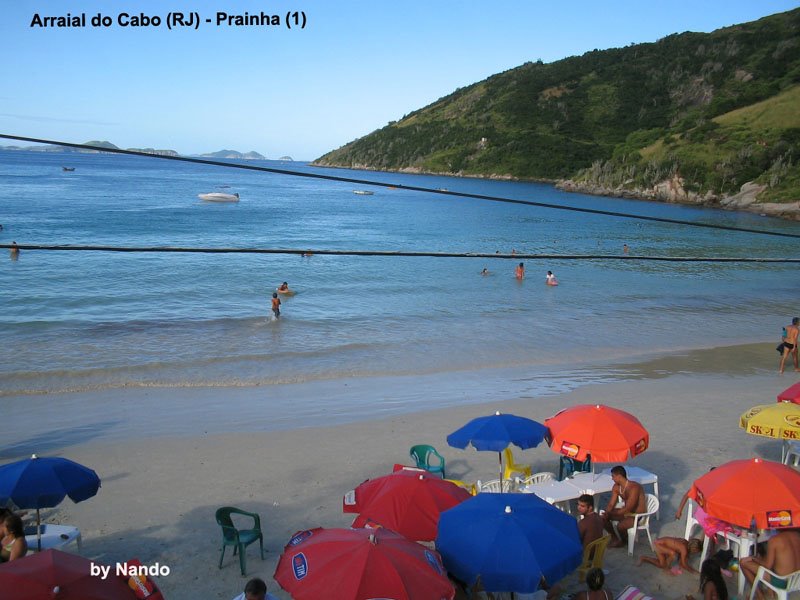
[
  {"x1": 602, "y1": 465, "x2": 645, "y2": 548},
  {"x1": 740, "y1": 530, "x2": 800, "y2": 598},
  {"x1": 577, "y1": 494, "x2": 605, "y2": 547}
]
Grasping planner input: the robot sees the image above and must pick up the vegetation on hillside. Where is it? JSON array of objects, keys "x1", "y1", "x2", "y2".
[{"x1": 315, "y1": 8, "x2": 800, "y2": 203}]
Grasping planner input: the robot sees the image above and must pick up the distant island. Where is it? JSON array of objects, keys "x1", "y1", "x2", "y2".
[
  {"x1": 0, "y1": 141, "x2": 267, "y2": 160},
  {"x1": 195, "y1": 149, "x2": 266, "y2": 160}
]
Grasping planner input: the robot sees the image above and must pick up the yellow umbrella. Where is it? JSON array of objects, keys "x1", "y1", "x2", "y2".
[{"x1": 740, "y1": 402, "x2": 800, "y2": 461}]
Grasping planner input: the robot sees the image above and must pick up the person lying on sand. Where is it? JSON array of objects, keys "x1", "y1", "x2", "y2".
[{"x1": 638, "y1": 537, "x2": 703, "y2": 573}]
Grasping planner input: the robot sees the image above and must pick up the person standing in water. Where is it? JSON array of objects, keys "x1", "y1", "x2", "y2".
[
  {"x1": 515, "y1": 262, "x2": 525, "y2": 280},
  {"x1": 779, "y1": 317, "x2": 800, "y2": 374},
  {"x1": 9, "y1": 241, "x2": 19, "y2": 260},
  {"x1": 271, "y1": 292, "x2": 281, "y2": 318},
  {"x1": 546, "y1": 271, "x2": 558, "y2": 286}
]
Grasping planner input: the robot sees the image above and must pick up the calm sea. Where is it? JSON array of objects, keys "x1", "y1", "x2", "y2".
[{"x1": 1, "y1": 149, "x2": 798, "y2": 398}]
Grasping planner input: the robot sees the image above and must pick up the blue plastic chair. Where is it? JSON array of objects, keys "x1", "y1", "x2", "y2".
[
  {"x1": 558, "y1": 455, "x2": 592, "y2": 480},
  {"x1": 409, "y1": 444, "x2": 446, "y2": 478},
  {"x1": 215, "y1": 506, "x2": 264, "y2": 576}
]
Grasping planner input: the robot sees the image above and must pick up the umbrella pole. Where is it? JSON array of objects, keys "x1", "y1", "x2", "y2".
[
  {"x1": 37, "y1": 508, "x2": 42, "y2": 552},
  {"x1": 498, "y1": 452, "x2": 504, "y2": 492}
]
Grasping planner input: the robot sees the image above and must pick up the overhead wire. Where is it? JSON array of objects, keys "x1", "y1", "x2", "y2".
[{"x1": 1, "y1": 134, "x2": 799, "y2": 263}]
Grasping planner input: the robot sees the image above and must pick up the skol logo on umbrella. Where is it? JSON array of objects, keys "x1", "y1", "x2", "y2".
[
  {"x1": 292, "y1": 553, "x2": 308, "y2": 579},
  {"x1": 633, "y1": 437, "x2": 648, "y2": 455},
  {"x1": 560, "y1": 441, "x2": 580, "y2": 458},
  {"x1": 289, "y1": 530, "x2": 313, "y2": 546},
  {"x1": 767, "y1": 509, "x2": 793, "y2": 528}
]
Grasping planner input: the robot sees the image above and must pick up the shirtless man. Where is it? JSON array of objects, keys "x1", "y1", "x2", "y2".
[
  {"x1": 515, "y1": 262, "x2": 525, "y2": 280},
  {"x1": 741, "y1": 530, "x2": 800, "y2": 599},
  {"x1": 577, "y1": 494, "x2": 605, "y2": 548},
  {"x1": 638, "y1": 536, "x2": 702, "y2": 573},
  {"x1": 602, "y1": 465, "x2": 646, "y2": 548},
  {"x1": 779, "y1": 317, "x2": 800, "y2": 374}
]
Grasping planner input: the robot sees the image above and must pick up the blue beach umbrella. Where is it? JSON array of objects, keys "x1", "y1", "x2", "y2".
[
  {"x1": 447, "y1": 411, "x2": 547, "y2": 483},
  {"x1": 0, "y1": 454, "x2": 100, "y2": 550},
  {"x1": 436, "y1": 492, "x2": 583, "y2": 594}
]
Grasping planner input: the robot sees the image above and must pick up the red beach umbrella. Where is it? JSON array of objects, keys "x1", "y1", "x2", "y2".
[
  {"x1": 778, "y1": 382, "x2": 800, "y2": 403},
  {"x1": 688, "y1": 458, "x2": 800, "y2": 529},
  {"x1": 544, "y1": 404, "x2": 649, "y2": 463},
  {"x1": 342, "y1": 469, "x2": 470, "y2": 541},
  {"x1": 274, "y1": 527, "x2": 454, "y2": 600},
  {"x1": 0, "y1": 549, "x2": 162, "y2": 600}
]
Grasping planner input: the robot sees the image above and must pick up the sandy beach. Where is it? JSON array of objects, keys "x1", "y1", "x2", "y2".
[{"x1": 5, "y1": 341, "x2": 798, "y2": 599}]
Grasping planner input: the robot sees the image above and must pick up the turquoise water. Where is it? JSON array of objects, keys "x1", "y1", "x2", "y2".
[{"x1": 1, "y1": 149, "x2": 798, "y2": 396}]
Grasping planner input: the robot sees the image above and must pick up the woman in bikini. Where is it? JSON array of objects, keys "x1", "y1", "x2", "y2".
[
  {"x1": 573, "y1": 568, "x2": 613, "y2": 600},
  {"x1": 0, "y1": 513, "x2": 28, "y2": 562},
  {"x1": 687, "y1": 559, "x2": 728, "y2": 600}
]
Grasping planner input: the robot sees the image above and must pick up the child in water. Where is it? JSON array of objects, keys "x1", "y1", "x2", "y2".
[{"x1": 271, "y1": 293, "x2": 281, "y2": 318}]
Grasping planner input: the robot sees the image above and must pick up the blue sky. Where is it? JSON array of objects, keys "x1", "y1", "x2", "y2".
[{"x1": 2, "y1": 1, "x2": 798, "y2": 159}]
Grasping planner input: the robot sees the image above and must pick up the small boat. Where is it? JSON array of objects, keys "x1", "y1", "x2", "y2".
[
  {"x1": 198, "y1": 192, "x2": 240, "y2": 202},
  {"x1": 353, "y1": 190, "x2": 374, "y2": 196},
  {"x1": 62, "y1": 167, "x2": 75, "y2": 172}
]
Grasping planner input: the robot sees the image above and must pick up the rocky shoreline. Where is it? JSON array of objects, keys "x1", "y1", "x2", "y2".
[
  {"x1": 557, "y1": 177, "x2": 800, "y2": 221},
  {"x1": 312, "y1": 161, "x2": 800, "y2": 222}
]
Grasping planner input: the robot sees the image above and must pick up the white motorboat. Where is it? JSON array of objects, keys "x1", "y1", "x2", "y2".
[{"x1": 198, "y1": 192, "x2": 240, "y2": 202}]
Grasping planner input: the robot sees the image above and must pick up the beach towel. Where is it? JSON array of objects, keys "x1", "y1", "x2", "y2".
[{"x1": 615, "y1": 585, "x2": 655, "y2": 600}]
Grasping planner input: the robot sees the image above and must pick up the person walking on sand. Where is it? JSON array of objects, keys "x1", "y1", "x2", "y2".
[
  {"x1": 271, "y1": 292, "x2": 281, "y2": 319},
  {"x1": 515, "y1": 262, "x2": 525, "y2": 280},
  {"x1": 779, "y1": 317, "x2": 800, "y2": 374}
]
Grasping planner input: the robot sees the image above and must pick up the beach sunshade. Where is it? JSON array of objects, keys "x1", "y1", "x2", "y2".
[
  {"x1": 688, "y1": 458, "x2": 800, "y2": 529},
  {"x1": 436, "y1": 492, "x2": 583, "y2": 593},
  {"x1": 778, "y1": 382, "x2": 800, "y2": 403},
  {"x1": 544, "y1": 404, "x2": 649, "y2": 463},
  {"x1": 447, "y1": 411, "x2": 547, "y2": 482},
  {"x1": 274, "y1": 527, "x2": 454, "y2": 600},
  {"x1": 343, "y1": 470, "x2": 470, "y2": 541},
  {"x1": 0, "y1": 549, "x2": 151, "y2": 600},
  {"x1": 740, "y1": 403, "x2": 800, "y2": 440},
  {"x1": 0, "y1": 454, "x2": 100, "y2": 551}
]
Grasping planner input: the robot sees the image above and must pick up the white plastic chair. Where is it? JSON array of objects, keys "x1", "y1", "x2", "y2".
[
  {"x1": 477, "y1": 479, "x2": 513, "y2": 493},
  {"x1": 516, "y1": 471, "x2": 556, "y2": 487},
  {"x1": 683, "y1": 499, "x2": 703, "y2": 541},
  {"x1": 784, "y1": 441, "x2": 800, "y2": 467},
  {"x1": 626, "y1": 494, "x2": 659, "y2": 556},
  {"x1": 749, "y1": 565, "x2": 800, "y2": 599}
]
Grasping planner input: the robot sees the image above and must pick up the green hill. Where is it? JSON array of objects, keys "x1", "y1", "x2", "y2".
[{"x1": 315, "y1": 8, "x2": 800, "y2": 205}]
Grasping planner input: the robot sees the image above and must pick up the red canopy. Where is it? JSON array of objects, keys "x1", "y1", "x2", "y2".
[
  {"x1": 778, "y1": 382, "x2": 800, "y2": 403},
  {"x1": 343, "y1": 469, "x2": 470, "y2": 541},
  {"x1": 689, "y1": 458, "x2": 800, "y2": 529},
  {"x1": 274, "y1": 527, "x2": 454, "y2": 600},
  {"x1": 544, "y1": 404, "x2": 649, "y2": 462},
  {"x1": 0, "y1": 550, "x2": 163, "y2": 600}
]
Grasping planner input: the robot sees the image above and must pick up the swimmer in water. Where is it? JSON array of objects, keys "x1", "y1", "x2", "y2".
[
  {"x1": 515, "y1": 262, "x2": 525, "y2": 280},
  {"x1": 277, "y1": 282, "x2": 290, "y2": 293},
  {"x1": 546, "y1": 271, "x2": 558, "y2": 286},
  {"x1": 481, "y1": 268, "x2": 490, "y2": 276}
]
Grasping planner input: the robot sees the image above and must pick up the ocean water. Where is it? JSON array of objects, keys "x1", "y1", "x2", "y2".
[{"x1": 1, "y1": 149, "x2": 799, "y2": 398}]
